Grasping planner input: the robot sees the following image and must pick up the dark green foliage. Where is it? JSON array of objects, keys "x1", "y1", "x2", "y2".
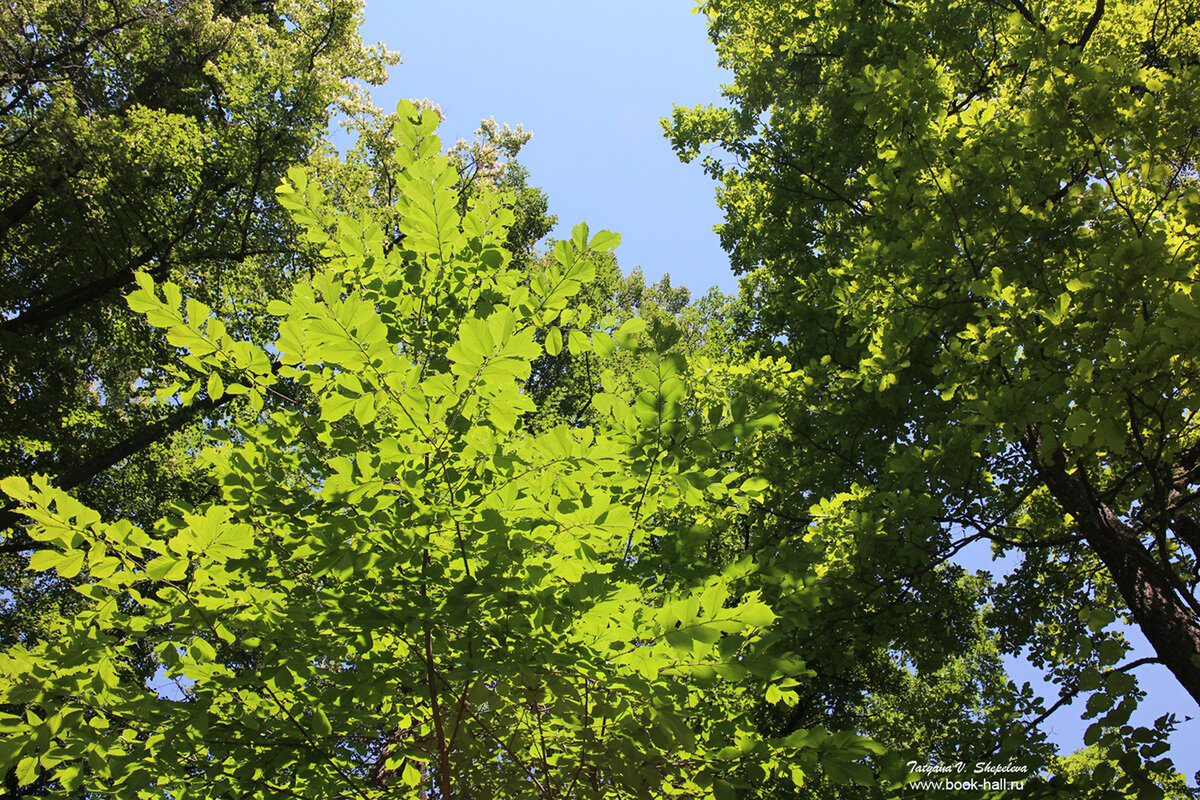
[{"x1": 670, "y1": 0, "x2": 1200, "y2": 793}]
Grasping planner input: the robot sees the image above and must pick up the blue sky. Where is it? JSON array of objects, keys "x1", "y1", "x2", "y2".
[
  {"x1": 354, "y1": 0, "x2": 735, "y2": 296},
  {"x1": 354, "y1": 0, "x2": 1197, "y2": 783}
]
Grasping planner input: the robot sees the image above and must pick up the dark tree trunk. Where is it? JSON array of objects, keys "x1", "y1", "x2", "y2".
[{"x1": 1025, "y1": 430, "x2": 1200, "y2": 708}]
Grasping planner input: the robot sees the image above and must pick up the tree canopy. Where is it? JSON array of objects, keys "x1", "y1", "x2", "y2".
[
  {"x1": 2, "y1": 0, "x2": 1200, "y2": 796},
  {"x1": 0, "y1": 100, "x2": 882, "y2": 799},
  {"x1": 0, "y1": 0, "x2": 396, "y2": 532},
  {"x1": 0, "y1": 0, "x2": 400, "y2": 671},
  {"x1": 669, "y1": 0, "x2": 1199, "y2": 792}
]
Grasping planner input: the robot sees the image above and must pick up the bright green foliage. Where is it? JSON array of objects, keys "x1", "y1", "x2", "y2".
[
  {"x1": 1049, "y1": 740, "x2": 1196, "y2": 799},
  {"x1": 0, "y1": 104, "x2": 870, "y2": 799},
  {"x1": 523, "y1": 259, "x2": 1043, "y2": 795},
  {"x1": 669, "y1": 0, "x2": 1199, "y2": 793},
  {"x1": 517, "y1": 267, "x2": 1041, "y2": 795},
  {"x1": 523, "y1": 249, "x2": 749, "y2": 435},
  {"x1": 0, "y1": 0, "x2": 395, "y2": 470},
  {"x1": 313, "y1": 99, "x2": 553, "y2": 273},
  {"x1": 0, "y1": 0, "x2": 397, "y2": 668}
]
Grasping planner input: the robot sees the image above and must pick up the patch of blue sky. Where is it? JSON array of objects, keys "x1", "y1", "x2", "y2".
[{"x1": 350, "y1": 0, "x2": 736, "y2": 296}]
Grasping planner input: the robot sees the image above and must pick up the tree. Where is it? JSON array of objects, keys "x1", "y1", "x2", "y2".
[
  {"x1": 310, "y1": 103, "x2": 557, "y2": 297},
  {"x1": 0, "y1": 2, "x2": 398, "y2": 732},
  {"x1": 669, "y1": 0, "x2": 1199, "y2": 789},
  {"x1": 0, "y1": 102, "x2": 875, "y2": 799},
  {"x1": 0, "y1": 0, "x2": 396, "y2": 540},
  {"x1": 0, "y1": 5, "x2": 394, "y2": 792},
  {"x1": 513, "y1": 260, "x2": 1056, "y2": 796}
]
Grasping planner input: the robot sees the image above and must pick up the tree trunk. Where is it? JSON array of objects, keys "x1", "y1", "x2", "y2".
[{"x1": 1025, "y1": 430, "x2": 1200, "y2": 708}]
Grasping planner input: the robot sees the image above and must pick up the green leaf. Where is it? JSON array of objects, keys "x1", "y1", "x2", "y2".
[
  {"x1": 588, "y1": 230, "x2": 621, "y2": 251},
  {"x1": 824, "y1": 759, "x2": 874, "y2": 786},
  {"x1": 58, "y1": 763, "x2": 84, "y2": 792},
  {"x1": 546, "y1": 326, "x2": 563, "y2": 356},
  {"x1": 189, "y1": 638, "x2": 217, "y2": 663},
  {"x1": 98, "y1": 659, "x2": 119, "y2": 689},
  {"x1": 614, "y1": 318, "x2": 646, "y2": 349},
  {"x1": 567, "y1": 328, "x2": 591, "y2": 354},
  {"x1": 207, "y1": 372, "x2": 224, "y2": 401},
  {"x1": 145, "y1": 555, "x2": 187, "y2": 582},
  {"x1": 15, "y1": 755, "x2": 38, "y2": 787},
  {"x1": 593, "y1": 330, "x2": 616, "y2": 358},
  {"x1": 28, "y1": 550, "x2": 61, "y2": 573},
  {"x1": 311, "y1": 709, "x2": 333, "y2": 737},
  {"x1": 354, "y1": 393, "x2": 377, "y2": 426},
  {"x1": 740, "y1": 476, "x2": 769, "y2": 495},
  {"x1": 737, "y1": 601, "x2": 776, "y2": 628},
  {"x1": 0, "y1": 475, "x2": 30, "y2": 502},
  {"x1": 1105, "y1": 671, "x2": 1137, "y2": 695},
  {"x1": 55, "y1": 550, "x2": 85, "y2": 579},
  {"x1": 571, "y1": 221, "x2": 590, "y2": 250}
]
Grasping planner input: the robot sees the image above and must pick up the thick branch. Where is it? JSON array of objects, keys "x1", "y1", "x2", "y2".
[
  {"x1": 0, "y1": 390, "x2": 236, "y2": 547},
  {"x1": 1074, "y1": 0, "x2": 1105, "y2": 49},
  {"x1": 0, "y1": 169, "x2": 74, "y2": 238},
  {"x1": 0, "y1": 261, "x2": 150, "y2": 332}
]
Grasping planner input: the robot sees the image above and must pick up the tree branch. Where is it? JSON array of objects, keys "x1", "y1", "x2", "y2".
[
  {"x1": 1074, "y1": 0, "x2": 1105, "y2": 49},
  {"x1": 0, "y1": 389, "x2": 239, "y2": 547}
]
